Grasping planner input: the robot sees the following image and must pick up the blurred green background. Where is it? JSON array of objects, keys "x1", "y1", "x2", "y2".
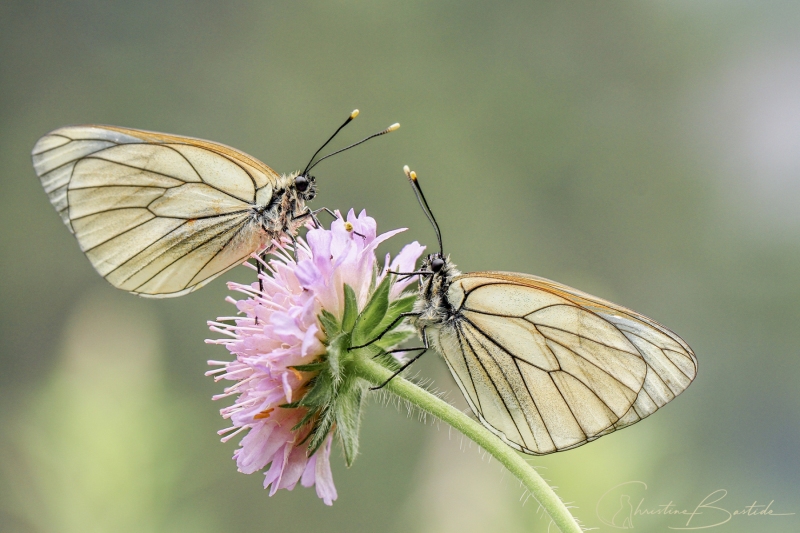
[{"x1": 2, "y1": 2, "x2": 799, "y2": 532}]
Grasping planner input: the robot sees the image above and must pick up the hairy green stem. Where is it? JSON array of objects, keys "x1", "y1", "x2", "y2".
[{"x1": 352, "y1": 354, "x2": 582, "y2": 533}]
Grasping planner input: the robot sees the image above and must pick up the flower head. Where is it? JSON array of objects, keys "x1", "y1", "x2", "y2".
[{"x1": 206, "y1": 209, "x2": 424, "y2": 505}]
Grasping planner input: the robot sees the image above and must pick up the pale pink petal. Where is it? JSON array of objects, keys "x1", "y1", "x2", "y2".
[
  {"x1": 350, "y1": 208, "x2": 377, "y2": 242},
  {"x1": 281, "y1": 372, "x2": 293, "y2": 403},
  {"x1": 301, "y1": 323, "x2": 324, "y2": 356},
  {"x1": 314, "y1": 435, "x2": 338, "y2": 506},
  {"x1": 365, "y1": 228, "x2": 407, "y2": 256},
  {"x1": 389, "y1": 241, "x2": 427, "y2": 297},
  {"x1": 236, "y1": 422, "x2": 282, "y2": 474},
  {"x1": 271, "y1": 312, "x2": 304, "y2": 342},
  {"x1": 277, "y1": 444, "x2": 310, "y2": 491},
  {"x1": 301, "y1": 453, "x2": 318, "y2": 488},
  {"x1": 263, "y1": 443, "x2": 289, "y2": 495}
]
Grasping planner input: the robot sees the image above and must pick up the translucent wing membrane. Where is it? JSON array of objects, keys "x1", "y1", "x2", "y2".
[
  {"x1": 32, "y1": 126, "x2": 282, "y2": 297},
  {"x1": 435, "y1": 272, "x2": 697, "y2": 455}
]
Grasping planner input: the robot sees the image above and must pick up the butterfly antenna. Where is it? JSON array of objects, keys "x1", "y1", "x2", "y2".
[
  {"x1": 306, "y1": 122, "x2": 400, "y2": 173},
  {"x1": 404, "y1": 165, "x2": 444, "y2": 255},
  {"x1": 301, "y1": 109, "x2": 360, "y2": 176}
]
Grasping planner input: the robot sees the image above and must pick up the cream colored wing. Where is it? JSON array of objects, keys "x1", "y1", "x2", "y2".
[
  {"x1": 32, "y1": 125, "x2": 280, "y2": 297},
  {"x1": 433, "y1": 272, "x2": 696, "y2": 455}
]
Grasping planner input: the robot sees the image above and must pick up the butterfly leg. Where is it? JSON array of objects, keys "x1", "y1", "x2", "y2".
[
  {"x1": 349, "y1": 311, "x2": 420, "y2": 350},
  {"x1": 254, "y1": 251, "x2": 269, "y2": 325},
  {"x1": 312, "y1": 206, "x2": 338, "y2": 221},
  {"x1": 256, "y1": 250, "x2": 269, "y2": 290},
  {"x1": 386, "y1": 269, "x2": 433, "y2": 283},
  {"x1": 291, "y1": 234, "x2": 301, "y2": 262},
  {"x1": 292, "y1": 207, "x2": 321, "y2": 228},
  {"x1": 308, "y1": 210, "x2": 323, "y2": 229},
  {"x1": 370, "y1": 328, "x2": 430, "y2": 390},
  {"x1": 293, "y1": 206, "x2": 338, "y2": 229}
]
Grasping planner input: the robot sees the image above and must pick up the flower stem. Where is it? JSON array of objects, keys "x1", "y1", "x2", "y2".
[{"x1": 352, "y1": 354, "x2": 582, "y2": 533}]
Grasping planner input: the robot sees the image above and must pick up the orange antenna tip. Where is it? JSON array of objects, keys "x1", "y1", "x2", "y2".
[{"x1": 350, "y1": 109, "x2": 360, "y2": 119}]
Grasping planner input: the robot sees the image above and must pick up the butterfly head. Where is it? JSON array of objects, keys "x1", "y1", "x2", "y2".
[
  {"x1": 430, "y1": 254, "x2": 446, "y2": 274},
  {"x1": 293, "y1": 173, "x2": 317, "y2": 202},
  {"x1": 421, "y1": 252, "x2": 458, "y2": 280}
]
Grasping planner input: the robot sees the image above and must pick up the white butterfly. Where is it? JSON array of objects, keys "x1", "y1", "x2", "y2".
[
  {"x1": 366, "y1": 166, "x2": 697, "y2": 455},
  {"x1": 32, "y1": 112, "x2": 398, "y2": 298}
]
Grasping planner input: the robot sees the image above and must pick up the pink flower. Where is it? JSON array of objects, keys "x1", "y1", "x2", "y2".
[{"x1": 206, "y1": 209, "x2": 424, "y2": 505}]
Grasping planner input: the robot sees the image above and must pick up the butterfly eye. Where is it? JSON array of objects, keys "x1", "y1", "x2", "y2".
[
  {"x1": 431, "y1": 257, "x2": 445, "y2": 272},
  {"x1": 294, "y1": 175, "x2": 310, "y2": 192}
]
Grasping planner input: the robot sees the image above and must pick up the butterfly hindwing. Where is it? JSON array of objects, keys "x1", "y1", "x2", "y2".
[{"x1": 434, "y1": 272, "x2": 697, "y2": 455}]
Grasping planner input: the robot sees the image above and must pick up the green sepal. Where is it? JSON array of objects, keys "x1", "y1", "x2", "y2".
[
  {"x1": 351, "y1": 276, "x2": 391, "y2": 346},
  {"x1": 318, "y1": 309, "x2": 340, "y2": 339},
  {"x1": 341, "y1": 284, "x2": 358, "y2": 332},
  {"x1": 335, "y1": 378, "x2": 365, "y2": 466},
  {"x1": 388, "y1": 293, "x2": 417, "y2": 316},
  {"x1": 374, "y1": 329, "x2": 417, "y2": 353},
  {"x1": 297, "y1": 371, "x2": 332, "y2": 408},
  {"x1": 372, "y1": 293, "x2": 416, "y2": 337},
  {"x1": 293, "y1": 398, "x2": 329, "y2": 434},
  {"x1": 368, "y1": 261, "x2": 378, "y2": 298},
  {"x1": 326, "y1": 333, "x2": 350, "y2": 385},
  {"x1": 292, "y1": 405, "x2": 319, "y2": 431},
  {"x1": 290, "y1": 362, "x2": 327, "y2": 373},
  {"x1": 307, "y1": 406, "x2": 336, "y2": 456}
]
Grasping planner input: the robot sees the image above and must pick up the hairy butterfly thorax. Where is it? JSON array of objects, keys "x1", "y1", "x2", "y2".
[
  {"x1": 251, "y1": 172, "x2": 317, "y2": 235},
  {"x1": 412, "y1": 253, "x2": 461, "y2": 329}
]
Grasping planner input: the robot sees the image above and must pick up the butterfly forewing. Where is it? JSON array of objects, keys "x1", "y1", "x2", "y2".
[
  {"x1": 32, "y1": 125, "x2": 282, "y2": 297},
  {"x1": 436, "y1": 272, "x2": 697, "y2": 455}
]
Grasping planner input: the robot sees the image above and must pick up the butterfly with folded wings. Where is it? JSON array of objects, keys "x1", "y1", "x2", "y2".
[
  {"x1": 360, "y1": 166, "x2": 697, "y2": 455},
  {"x1": 32, "y1": 111, "x2": 398, "y2": 297}
]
